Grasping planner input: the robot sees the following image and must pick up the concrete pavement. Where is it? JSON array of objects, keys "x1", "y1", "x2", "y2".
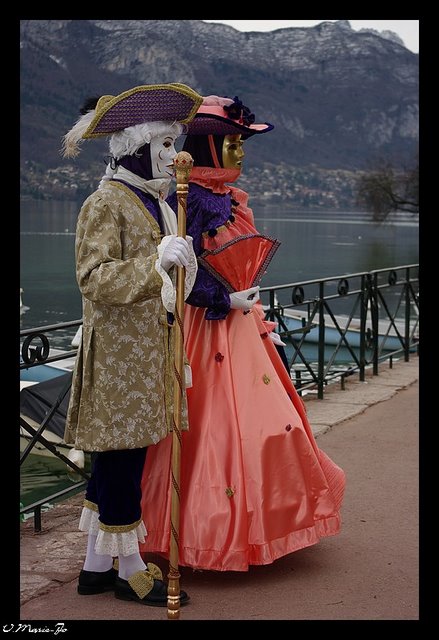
[{"x1": 17, "y1": 357, "x2": 419, "y2": 623}]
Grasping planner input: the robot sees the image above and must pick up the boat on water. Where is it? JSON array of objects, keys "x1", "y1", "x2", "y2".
[
  {"x1": 20, "y1": 348, "x2": 77, "y2": 384},
  {"x1": 20, "y1": 287, "x2": 29, "y2": 315},
  {"x1": 277, "y1": 307, "x2": 418, "y2": 352},
  {"x1": 20, "y1": 328, "x2": 81, "y2": 461},
  {"x1": 20, "y1": 371, "x2": 73, "y2": 457}
]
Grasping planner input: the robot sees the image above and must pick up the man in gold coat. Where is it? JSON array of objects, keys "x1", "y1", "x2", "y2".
[{"x1": 62, "y1": 83, "x2": 202, "y2": 606}]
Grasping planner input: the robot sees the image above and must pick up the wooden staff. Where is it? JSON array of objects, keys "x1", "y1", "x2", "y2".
[{"x1": 167, "y1": 151, "x2": 193, "y2": 620}]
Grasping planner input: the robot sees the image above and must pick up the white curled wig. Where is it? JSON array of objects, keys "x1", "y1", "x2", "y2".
[
  {"x1": 62, "y1": 117, "x2": 185, "y2": 159},
  {"x1": 109, "y1": 121, "x2": 185, "y2": 159}
]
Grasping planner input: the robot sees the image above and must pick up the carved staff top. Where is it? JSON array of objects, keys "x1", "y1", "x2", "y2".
[{"x1": 174, "y1": 151, "x2": 193, "y2": 188}]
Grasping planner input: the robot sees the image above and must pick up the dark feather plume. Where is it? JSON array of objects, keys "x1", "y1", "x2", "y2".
[{"x1": 79, "y1": 96, "x2": 101, "y2": 115}]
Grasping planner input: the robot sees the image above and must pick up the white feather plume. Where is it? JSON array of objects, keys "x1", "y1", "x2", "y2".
[
  {"x1": 61, "y1": 110, "x2": 96, "y2": 158},
  {"x1": 202, "y1": 95, "x2": 234, "y2": 107}
]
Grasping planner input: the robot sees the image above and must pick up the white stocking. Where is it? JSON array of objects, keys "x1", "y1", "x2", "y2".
[
  {"x1": 83, "y1": 533, "x2": 113, "y2": 573},
  {"x1": 118, "y1": 551, "x2": 147, "y2": 580}
]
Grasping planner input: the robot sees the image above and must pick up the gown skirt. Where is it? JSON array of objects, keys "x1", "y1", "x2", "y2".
[{"x1": 140, "y1": 303, "x2": 345, "y2": 572}]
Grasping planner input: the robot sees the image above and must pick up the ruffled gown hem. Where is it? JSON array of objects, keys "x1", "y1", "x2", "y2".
[{"x1": 141, "y1": 512, "x2": 341, "y2": 572}]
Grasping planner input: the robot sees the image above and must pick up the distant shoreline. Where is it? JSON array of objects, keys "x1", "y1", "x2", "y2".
[{"x1": 19, "y1": 193, "x2": 419, "y2": 221}]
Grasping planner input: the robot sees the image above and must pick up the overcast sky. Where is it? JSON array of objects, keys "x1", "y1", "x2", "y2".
[{"x1": 202, "y1": 20, "x2": 419, "y2": 53}]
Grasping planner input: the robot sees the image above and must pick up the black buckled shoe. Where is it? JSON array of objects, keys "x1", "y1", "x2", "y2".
[
  {"x1": 114, "y1": 563, "x2": 190, "y2": 607},
  {"x1": 77, "y1": 567, "x2": 118, "y2": 595}
]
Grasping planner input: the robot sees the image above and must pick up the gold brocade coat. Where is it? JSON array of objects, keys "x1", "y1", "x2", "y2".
[{"x1": 64, "y1": 181, "x2": 187, "y2": 452}]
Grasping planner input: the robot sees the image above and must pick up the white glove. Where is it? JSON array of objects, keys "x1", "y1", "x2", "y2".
[
  {"x1": 229, "y1": 286, "x2": 260, "y2": 311},
  {"x1": 269, "y1": 331, "x2": 286, "y2": 346},
  {"x1": 160, "y1": 236, "x2": 190, "y2": 271}
]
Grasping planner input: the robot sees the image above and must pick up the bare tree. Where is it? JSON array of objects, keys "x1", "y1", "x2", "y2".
[{"x1": 356, "y1": 158, "x2": 419, "y2": 221}]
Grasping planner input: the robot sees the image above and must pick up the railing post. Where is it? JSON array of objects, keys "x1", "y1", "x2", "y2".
[
  {"x1": 268, "y1": 289, "x2": 275, "y2": 322},
  {"x1": 404, "y1": 267, "x2": 411, "y2": 362},
  {"x1": 295, "y1": 369, "x2": 302, "y2": 396},
  {"x1": 359, "y1": 274, "x2": 367, "y2": 381},
  {"x1": 34, "y1": 506, "x2": 42, "y2": 533},
  {"x1": 317, "y1": 281, "x2": 325, "y2": 399},
  {"x1": 372, "y1": 272, "x2": 379, "y2": 375}
]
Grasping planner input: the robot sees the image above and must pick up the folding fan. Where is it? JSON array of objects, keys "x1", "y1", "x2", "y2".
[{"x1": 198, "y1": 234, "x2": 280, "y2": 293}]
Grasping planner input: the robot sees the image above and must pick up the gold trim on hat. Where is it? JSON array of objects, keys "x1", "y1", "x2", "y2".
[{"x1": 83, "y1": 83, "x2": 203, "y2": 139}]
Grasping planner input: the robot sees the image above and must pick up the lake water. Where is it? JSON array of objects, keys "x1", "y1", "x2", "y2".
[
  {"x1": 20, "y1": 199, "x2": 419, "y2": 337},
  {"x1": 19, "y1": 197, "x2": 419, "y2": 506}
]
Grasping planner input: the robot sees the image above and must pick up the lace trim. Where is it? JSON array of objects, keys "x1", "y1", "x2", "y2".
[
  {"x1": 155, "y1": 235, "x2": 198, "y2": 312},
  {"x1": 79, "y1": 506, "x2": 100, "y2": 535},
  {"x1": 94, "y1": 520, "x2": 147, "y2": 557}
]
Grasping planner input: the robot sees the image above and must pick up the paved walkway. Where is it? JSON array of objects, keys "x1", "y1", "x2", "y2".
[{"x1": 16, "y1": 357, "x2": 419, "y2": 624}]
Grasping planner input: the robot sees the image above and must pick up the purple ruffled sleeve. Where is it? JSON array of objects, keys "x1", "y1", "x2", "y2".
[{"x1": 167, "y1": 185, "x2": 231, "y2": 320}]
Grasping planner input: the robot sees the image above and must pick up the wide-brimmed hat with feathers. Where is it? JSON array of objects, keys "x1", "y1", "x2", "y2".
[
  {"x1": 61, "y1": 83, "x2": 203, "y2": 158},
  {"x1": 186, "y1": 95, "x2": 274, "y2": 138}
]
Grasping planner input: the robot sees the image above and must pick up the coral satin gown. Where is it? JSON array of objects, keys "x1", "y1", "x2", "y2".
[{"x1": 140, "y1": 178, "x2": 345, "y2": 571}]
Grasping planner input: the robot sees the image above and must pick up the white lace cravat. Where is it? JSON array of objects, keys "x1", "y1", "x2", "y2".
[
  {"x1": 100, "y1": 166, "x2": 198, "y2": 315},
  {"x1": 110, "y1": 166, "x2": 178, "y2": 235}
]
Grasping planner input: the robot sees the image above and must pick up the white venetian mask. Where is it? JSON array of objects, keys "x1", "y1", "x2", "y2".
[{"x1": 150, "y1": 133, "x2": 179, "y2": 179}]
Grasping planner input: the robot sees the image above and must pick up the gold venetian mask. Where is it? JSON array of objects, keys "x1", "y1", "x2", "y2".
[{"x1": 222, "y1": 134, "x2": 245, "y2": 169}]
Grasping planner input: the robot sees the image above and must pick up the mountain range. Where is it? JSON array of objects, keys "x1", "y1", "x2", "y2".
[{"x1": 20, "y1": 19, "x2": 418, "y2": 204}]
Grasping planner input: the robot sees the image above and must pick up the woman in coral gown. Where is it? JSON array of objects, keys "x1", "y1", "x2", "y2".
[{"x1": 140, "y1": 96, "x2": 345, "y2": 571}]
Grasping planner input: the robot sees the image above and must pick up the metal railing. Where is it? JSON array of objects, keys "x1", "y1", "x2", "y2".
[
  {"x1": 261, "y1": 264, "x2": 419, "y2": 398},
  {"x1": 20, "y1": 319, "x2": 85, "y2": 530},
  {"x1": 19, "y1": 264, "x2": 419, "y2": 527}
]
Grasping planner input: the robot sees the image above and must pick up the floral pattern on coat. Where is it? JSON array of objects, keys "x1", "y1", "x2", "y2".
[{"x1": 64, "y1": 181, "x2": 187, "y2": 452}]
